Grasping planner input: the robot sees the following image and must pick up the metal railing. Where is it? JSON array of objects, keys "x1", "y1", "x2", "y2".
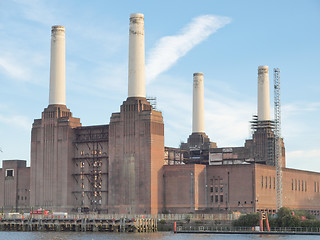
[{"x1": 175, "y1": 226, "x2": 320, "y2": 233}]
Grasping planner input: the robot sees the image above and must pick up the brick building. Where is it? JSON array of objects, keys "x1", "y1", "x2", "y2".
[{"x1": 1, "y1": 13, "x2": 320, "y2": 216}]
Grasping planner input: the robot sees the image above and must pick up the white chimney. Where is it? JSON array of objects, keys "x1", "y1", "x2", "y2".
[
  {"x1": 257, "y1": 65, "x2": 270, "y2": 121},
  {"x1": 128, "y1": 13, "x2": 146, "y2": 98},
  {"x1": 192, "y1": 73, "x2": 205, "y2": 133},
  {"x1": 49, "y1": 25, "x2": 66, "y2": 105}
]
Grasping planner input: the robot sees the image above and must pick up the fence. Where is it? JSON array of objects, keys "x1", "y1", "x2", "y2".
[{"x1": 175, "y1": 225, "x2": 320, "y2": 233}]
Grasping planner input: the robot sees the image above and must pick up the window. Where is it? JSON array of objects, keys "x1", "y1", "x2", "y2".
[
  {"x1": 305, "y1": 181, "x2": 307, "y2": 192},
  {"x1": 215, "y1": 195, "x2": 218, "y2": 203},
  {"x1": 220, "y1": 186, "x2": 223, "y2": 193},
  {"x1": 298, "y1": 180, "x2": 300, "y2": 191},
  {"x1": 302, "y1": 180, "x2": 304, "y2": 191},
  {"x1": 5, "y1": 169, "x2": 14, "y2": 177},
  {"x1": 261, "y1": 176, "x2": 263, "y2": 188},
  {"x1": 269, "y1": 177, "x2": 271, "y2": 189},
  {"x1": 215, "y1": 187, "x2": 218, "y2": 193},
  {"x1": 315, "y1": 182, "x2": 317, "y2": 192},
  {"x1": 318, "y1": 182, "x2": 319, "y2": 193},
  {"x1": 295, "y1": 179, "x2": 297, "y2": 190},
  {"x1": 210, "y1": 187, "x2": 213, "y2": 193},
  {"x1": 265, "y1": 177, "x2": 267, "y2": 188},
  {"x1": 292, "y1": 179, "x2": 294, "y2": 190},
  {"x1": 211, "y1": 195, "x2": 213, "y2": 203},
  {"x1": 220, "y1": 195, "x2": 223, "y2": 203},
  {"x1": 273, "y1": 177, "x2": 275, "y2": 189}
]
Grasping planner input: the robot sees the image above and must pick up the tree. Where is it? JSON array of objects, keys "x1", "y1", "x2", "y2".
[{"x1": 233, "y1": 213, "x2": 259, "y2": 227}]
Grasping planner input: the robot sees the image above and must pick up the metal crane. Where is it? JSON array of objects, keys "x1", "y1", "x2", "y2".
[{"x1": 274, "y1": 68, "x2": 282, "y2": 210}]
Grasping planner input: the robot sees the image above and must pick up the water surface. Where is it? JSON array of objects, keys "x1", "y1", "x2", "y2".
[{"x1": 1, "y1": 232, "x2": 320, "y2": 240}]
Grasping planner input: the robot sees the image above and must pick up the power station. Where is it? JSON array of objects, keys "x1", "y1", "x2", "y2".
[{"x1": 1, "y1": 14, "x2": 320, "y2": 216}]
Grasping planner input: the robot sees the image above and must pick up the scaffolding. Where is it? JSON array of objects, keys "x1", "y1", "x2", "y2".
[
  {"x1": 274, "y1": 68, "x2": 282, "y2": 210},
  {"x1": 146, "y1": 96, "x2": 157, "y2": 110},
  {"x1": 72, "y1": 126, "x2": 108, "y2": 212},
  {"x1": 250, "y1": 115, "x2": 275, "y2": 166},
  {"x1": 164, "y1": 147, "x2": 187, "y2": 165}
]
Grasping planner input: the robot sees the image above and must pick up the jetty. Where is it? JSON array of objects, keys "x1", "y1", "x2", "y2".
[{"x1": 0, "y1": 217, "x2": 157, "y2": 233}]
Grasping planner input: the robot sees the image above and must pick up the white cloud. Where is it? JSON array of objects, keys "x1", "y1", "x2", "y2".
[
  {"x1": 148, "y1": 74, "x2": 254, "y2": 148},
  {"x1": 0, "y1": 51, "x2": 48, "y2": 84},
  {"x1": 205, "y1": 95, "x2": 254, "y2": 147},
  {"x1": 12, "y1": 0, "x2": 55, "y2": 25},
  {"x1": 286, "y1": 149, "x2": 320, "y2": 172},
  {"x1": 0, "y1": 55, "x2": 31, "y2": 81},
  {"x1": 283, "y1": 102, "x2": 320, "y2": 115},
  {"x1": 145, "y1": 15, "x2": 231, "y2": 83},
  {"x1": 0, "y1": 114, "x2": 31, "y2": 131}
]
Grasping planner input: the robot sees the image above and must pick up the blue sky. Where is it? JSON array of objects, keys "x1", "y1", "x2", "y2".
[{"x1": 0, "y1": 0, "x2": 319, "y2": 172}]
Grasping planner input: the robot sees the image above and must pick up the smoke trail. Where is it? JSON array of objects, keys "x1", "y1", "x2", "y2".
[{"x1": 146, "y1": 15, "x2": 231, "y2": 83}]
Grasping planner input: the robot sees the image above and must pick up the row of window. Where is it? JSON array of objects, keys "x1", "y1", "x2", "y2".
[
  {"x1": 17, "y1": 195, "x2": 27, "y2": 201},
  {"x1": 210, "y1": 195, "x2": 223, "y2": 203},
  {"x1": 262, "y1": 176, "x2": 320, "y2": 193},
  {"x1": 291, "y1": 179, "x2": 307, "y2": 192},
  {"x1": 261, "y1": 176, "x2": 276, "y2": 189},
  {"x1": 210, "y1": 177, "x2": 224, "y2": 203},
  {"x1": 210, "y1": 186, "x2": 223, "y2": 193}
]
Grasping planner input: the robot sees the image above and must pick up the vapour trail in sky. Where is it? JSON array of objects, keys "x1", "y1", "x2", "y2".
[{"x1": 146, "y1": 15, "x2": 231, "y2": 83}]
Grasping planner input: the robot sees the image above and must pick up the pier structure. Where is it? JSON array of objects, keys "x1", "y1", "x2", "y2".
[{"x1": 0, "y1": 216, "x2": 157, "y2": 233}]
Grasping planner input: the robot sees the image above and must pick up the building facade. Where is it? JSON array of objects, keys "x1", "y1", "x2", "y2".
[{"x1": 1, "y1": 13, "x2": 320, "y2": 216}]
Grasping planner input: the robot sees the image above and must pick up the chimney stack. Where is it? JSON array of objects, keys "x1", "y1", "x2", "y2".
[
  {"x1": 257, "y1": 65, "x2": 270, "y2": 121},
  {"x1": 49, "y1": 25, "x2": 66, "y2": 105},
  {"x1": 192, "y1": 73, "x2": 205, "y2": 133},
  {"x1": 128, "y1": 13, "x2": 146, "y2": 98}
]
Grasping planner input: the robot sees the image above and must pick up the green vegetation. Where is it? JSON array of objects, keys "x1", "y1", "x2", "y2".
[
  {"x1": 233, "y1": 207, "x2": 320, "y2": 228},
  {"x1": 233, "y1": 213, "x2": 259, "y2": 227},
  {"x1": 159, "y1": 219, "x2": 166, "y2": 224},
  {"x1": 269, "y1": 207, "x2": 320, "y2": 228}
]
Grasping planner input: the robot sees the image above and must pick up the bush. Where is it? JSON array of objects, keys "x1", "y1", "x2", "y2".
[
  {"x1": 159, "y1": 219, "x2": 166, "y2": 224},
  {"x1": 234, "y1": 207, "x2": 320, "y2": 228},
  {"x1": 232, "y1": 213, "x2": 259, "y2": 227}
]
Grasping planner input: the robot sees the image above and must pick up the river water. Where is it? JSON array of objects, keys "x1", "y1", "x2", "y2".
[{"x1": 1, "y1": 232, "x2": 320, "y2": 240}]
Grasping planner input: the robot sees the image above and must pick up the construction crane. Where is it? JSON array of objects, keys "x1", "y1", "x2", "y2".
[{"x1": 274, "y1": 68, "x2": 282, "y2": 210}]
